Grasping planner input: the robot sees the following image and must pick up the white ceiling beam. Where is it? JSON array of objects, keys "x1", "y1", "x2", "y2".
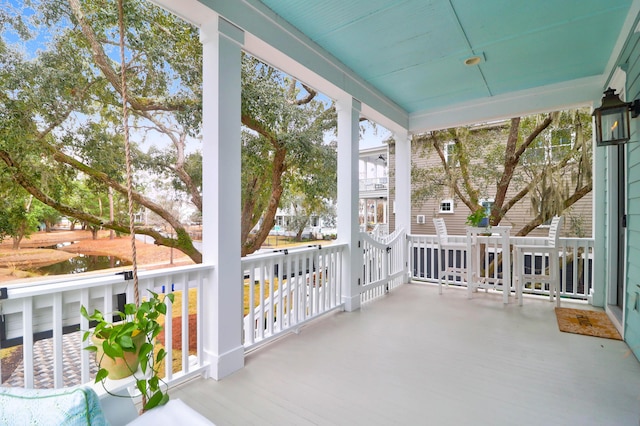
[{"x1": 409, "y1": 76, "x2": 602, "y2": 133}]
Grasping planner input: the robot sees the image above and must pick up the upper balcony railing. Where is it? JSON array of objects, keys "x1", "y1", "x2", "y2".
[{"x1": 359, "y1": 177, "x2": 388, "y2": 192}]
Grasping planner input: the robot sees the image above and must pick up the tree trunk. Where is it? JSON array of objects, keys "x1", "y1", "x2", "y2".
[
  {"x1": 12, "y1": 222, "x2": 26, "y2": 249},
  {"x1": 242, "y1": 147, "x2": 287, "y2": 256},
  {"x1": 12, "y1": 234, "x2": 23, "y2": 250},
  {"x1": 492, "y1": 118, "x2": 520, "y2": 225},
  {"x1": 109, "y1": 186, "x2": 115, "y2": 240}
]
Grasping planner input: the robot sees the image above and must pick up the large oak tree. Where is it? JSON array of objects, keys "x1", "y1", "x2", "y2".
[
  {"x1": 411, "y1": 109, "x2": 592, "y2": 236},
  {"x1": 1, "y1": 0, "x2": 336, "y2": 260}
]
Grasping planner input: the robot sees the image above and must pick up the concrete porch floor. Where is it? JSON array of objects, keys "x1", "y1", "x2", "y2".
[{"x1": 169, "y1": 283, "x2": 640, "y2": 425}]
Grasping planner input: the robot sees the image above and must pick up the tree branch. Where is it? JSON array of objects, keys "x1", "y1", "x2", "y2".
[
  {"x1": 68, "y1": 0, "x2": 188, "y2": 113},
  {"x1": 516, "y1": 182, "x2": 592, "y2": 236},
  {"x1": 0, "y1": 149, "x2": 202, "y2": 262}
]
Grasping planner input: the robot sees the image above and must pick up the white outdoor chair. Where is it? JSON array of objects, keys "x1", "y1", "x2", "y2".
[
  {"x1": 433, "y1": 218, "x2": 467, "y2": 294},
  {"x1": 513, "y1": 216, "x2": 563, "y2": 306}
]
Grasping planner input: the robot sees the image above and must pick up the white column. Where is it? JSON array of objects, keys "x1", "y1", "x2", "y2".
[
  {"x1": 337, "y1": 97, "x2": 362, "y2": 312},
  {"x1": 592, "y1": 125, "x2": 608, "y2": 308},
  {"x1": 394, "y1": 130, "x2": 411, "y2": 234},
  {"x1": 383, "y1": 200, "x2": 388, "y2": 225},
  {"x1": 200, "y1": 17, "x2": 244, "y2": 380}
]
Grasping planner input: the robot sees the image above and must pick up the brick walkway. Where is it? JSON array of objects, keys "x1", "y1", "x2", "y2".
[{"x1": 2, "y1": 331, "x2": 98, "y2": 389}]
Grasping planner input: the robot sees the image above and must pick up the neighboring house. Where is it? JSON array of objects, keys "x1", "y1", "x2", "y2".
[
  {"x1": 359, "y1": 146, "x2": 389, "y2": 232},
  {"x1": 269, "y1": 145, "x2": 390, "y2": 238},
  {"x1": 271, "y1": 205, "x2": 336, "y2": 239},
  {"x1": 388, "y1": 121, "x2": 593, "y2": 238}
]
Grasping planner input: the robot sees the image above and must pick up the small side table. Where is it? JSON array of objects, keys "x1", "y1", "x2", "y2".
[{"x1": 466, "y1": 226, "x2": 512, "y2": 304}]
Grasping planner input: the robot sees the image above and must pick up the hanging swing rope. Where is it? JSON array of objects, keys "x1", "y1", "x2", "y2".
[
  {"x1": 118, "y1": 0, "x2": 146, "y2": 410},
  {"x1": 117, "y1": 0, "x2": 140, "y2": 307}
]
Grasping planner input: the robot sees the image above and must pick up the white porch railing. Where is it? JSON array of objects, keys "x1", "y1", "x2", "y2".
[
  {"x1": 360, "y1": 229, "x2": 406, "y2": 304},
  {"x1": 1, "y1": 231, "x2": 592, "y2": 393},
  {"x1": 408, "y1": 234, "x2": 594, "y2": 300},
  {"x1": 369, "y1": 223, "x2": 389, "y2": 239},
  {"x1": 242, "y1": 244, "x2": 346, "y2": 350},
  {"x1": 510, "y1": 236, "x2": 594, "y2": 299},
  {"x1": 0, "y1": 264, "x2": 212, "y2": 389}
]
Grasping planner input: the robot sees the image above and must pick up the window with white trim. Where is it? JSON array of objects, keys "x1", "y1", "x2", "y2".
[
  {"x1": 439, "y1": 199, "x2": 454, "y2": 213},
  {"x1": 522, "y1": 129, "x2": 573, "y2": 165},
  {"x1": 443, "y1": 142, "x2": 459, "y2": 166},
  {"x1": 480, "y1": 198, "x2": 494, "y2": 218},
  {"x1": 479, "y1": 198, "x2": 494, "y2": 215}
]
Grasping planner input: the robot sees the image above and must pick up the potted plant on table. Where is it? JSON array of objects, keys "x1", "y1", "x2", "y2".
[{"x1": 81, "y1": 290, "x2": 174, "y2": 412}]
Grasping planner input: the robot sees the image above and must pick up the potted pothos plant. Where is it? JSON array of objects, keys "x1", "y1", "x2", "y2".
[
  {"x1": 81, "y1": 290, "x2": 175, "y2": 412},
  {"x1": 466, "y1": 207, "x2": 491, "y2": 229}
]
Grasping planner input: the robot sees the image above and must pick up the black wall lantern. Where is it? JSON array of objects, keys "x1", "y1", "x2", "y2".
[{"x1": 593, "y1": 87, "x2": 640, "y2": 146}]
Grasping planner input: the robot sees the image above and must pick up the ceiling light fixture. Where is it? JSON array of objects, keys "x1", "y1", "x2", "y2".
[{"x1": 464, "y1": 55, "x2": 482, "y2": 66}]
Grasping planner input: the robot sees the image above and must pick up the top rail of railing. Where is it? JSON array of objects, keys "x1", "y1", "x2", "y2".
[
  {"x1": 1, "y1": 263, "x2": 213, "y2": 390},
  {"x1": 2, "y1": 263, "x2": 212, "y2": 298}
]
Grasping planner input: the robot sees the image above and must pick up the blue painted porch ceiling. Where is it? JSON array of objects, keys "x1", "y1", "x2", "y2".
[{"x1": 259, "y1": 0, "x2": 632, "y2": 113}]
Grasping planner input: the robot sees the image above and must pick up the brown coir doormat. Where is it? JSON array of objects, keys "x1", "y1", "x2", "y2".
[{"x1": 555, "y1": 307, "x2": 622, "y2": 340}]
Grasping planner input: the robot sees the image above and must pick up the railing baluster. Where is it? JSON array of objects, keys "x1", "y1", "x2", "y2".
[
  {"x1": 574, "y1": 244, "x2": 581, "y2": 296},
  {"x1": 312, "y1": 251, "x2": 319, "y2": 315},
  {"x1": 276, "y1": 257, "x2": 284, "y2": 333},
  {"x1": 283, "y1": 254, "x2": 290, "y2": 328},
  {"x1": 181, "y1": 273, "x2": 189, "y2": 373},
  {"x1": 80, "y1": 288, "x2": 90, "y2": 384},
  {"x1": 247, "y1": 263, "x2": 255, "y2": 345},
  {"x1": 52, "y1": 293, "x2": 63, "y2": 388},
  {"x1": 258, "y1": 263, "x2": 265, "y2": 341},
  {"x1": 326, "y1": 249, "x2": 333, "y2": 308},
  {"x1": 333, "y1": 249, "x2": 339, "y2": 306},
  {"x1": 305, "y1": 253, "x2": 313, "y2": 318},
  {"x1": 316, "y1": 249, "x2": 324, "y2": 312},
  {"x1": 269, "y1": 258, "x2": 276, "y2": 336},
  {"x1": 197, "y1": 271, "x2": 204, "y2": 366},
  {"x1": 164, "y1": 275, "x2": 174, "y2": 381},
  {"x1": 23, "y1": 297, "x2": 34, "y2": 388}
]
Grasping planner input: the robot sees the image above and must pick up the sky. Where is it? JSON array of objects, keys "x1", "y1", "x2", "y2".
[{"x1": 359, "y1": 122, "x2": 390, "y2": 149}]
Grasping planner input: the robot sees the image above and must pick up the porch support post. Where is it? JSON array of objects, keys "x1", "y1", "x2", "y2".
[
  {"x1": 337, "y1": 97, "x2": 362, "y2": 312},
  {"x1": 394, "y1": 131, "x2": 411, "y2": 233},
  {"x1": 200, "y1": 17, "x2": 245, "y2": 380},
  {"x1": 593, "y1": 114, "x2": 607, "y2": 308},
  {"x1": 394, "y1": 130, "x2": 411, "y2": 280}
]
